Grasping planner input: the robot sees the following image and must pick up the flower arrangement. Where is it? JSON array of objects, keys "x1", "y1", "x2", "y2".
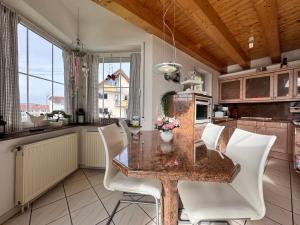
[{"x1": 155, "y1": 116, "x2": 180, "y2": 132}]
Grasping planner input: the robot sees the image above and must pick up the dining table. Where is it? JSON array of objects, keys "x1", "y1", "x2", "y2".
[{"x1": 112, "y1": 131, "x2": 240, "y2": 225}]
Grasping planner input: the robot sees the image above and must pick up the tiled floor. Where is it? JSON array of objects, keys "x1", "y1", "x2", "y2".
[{"x1": 3, "y1": 157, "x2": 300, "y2": 225}]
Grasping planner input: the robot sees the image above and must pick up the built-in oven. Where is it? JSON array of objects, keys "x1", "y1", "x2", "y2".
[{"x1": 195, "y1": 96, "x2": 212, "y2": 124}]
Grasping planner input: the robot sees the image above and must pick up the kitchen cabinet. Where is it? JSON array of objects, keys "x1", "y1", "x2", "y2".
[
  {"x1": 294, "y1": 127, "x2": 300, "y2": 162},
  {"x1": 194, "y1": 124, "x2": 206, "y2": 143},
  {"x1": 218, "y1": 120, "x2": 237, "y2": 152},
  {"x1": 237, "y1": 120, "x2": 257, "y2": 133},
  {"x1": 274, "y1": 70, "x2": 293, "y2": 100},
  {"x1": 243, "y1": 74, "x2": 273, "y2": 101},
  {"x1": 294, "y1": 69, "x2": 300, "y2": 98},
  {"x1": 219, "y1": 79, "x2": 242, "y2": 103}
]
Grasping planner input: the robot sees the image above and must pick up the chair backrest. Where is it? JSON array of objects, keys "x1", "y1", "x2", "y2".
[
  {"x1": 226, "y1": 128, "x2": 276, "y2": 219},
  {"x1": 119, "y1": 119, "x2": 131, "y2": 147},
  {"x1": 98, "y1": 124, "x2": 124, "y2": 191},
  {"x1": 201, "y1": 123, "x2": 225, "y2": 150}
]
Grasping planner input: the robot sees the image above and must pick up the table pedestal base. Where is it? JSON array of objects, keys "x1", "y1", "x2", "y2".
[{"x1": 161, "y1": 178, "x2": 178, "y2": 225}]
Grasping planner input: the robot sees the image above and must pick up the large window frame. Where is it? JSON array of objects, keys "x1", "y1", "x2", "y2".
[{"x1": 18, "y1": 23, "x2": 64, "y2": 121}]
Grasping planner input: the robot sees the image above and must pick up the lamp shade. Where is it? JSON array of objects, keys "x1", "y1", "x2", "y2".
[{"x1": 154, "y1": 62, "x2": 182, "y2": 74}]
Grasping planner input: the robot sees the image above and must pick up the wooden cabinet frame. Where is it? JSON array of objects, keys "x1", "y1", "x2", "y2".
[
  {"x1": 274, "y1": 70, "x2": 293, "y2": 100},
  {"x1": 219, "y1": 78, "x2": 243, "y2": 103},
  {"x1": 243, "y1": 73, "x2": 274, "y2": 102},
  {"x1": 293, "y1": 68, "x2": 300, "y2": 99}
]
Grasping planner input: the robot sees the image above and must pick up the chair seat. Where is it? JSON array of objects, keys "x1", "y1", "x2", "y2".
[
  {"x1": 109, "y1": 172, "x2": 162, "y2": 199},
  {"x1": 178, "y1": 181, "x2": 260, "y2": 224}
]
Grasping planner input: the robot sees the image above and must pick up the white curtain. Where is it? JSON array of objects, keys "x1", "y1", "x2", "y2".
[
  {"x1": 84, "y1": 54, "x2": 99, "y2": 123},
  {"x1": 0, "y1": 4, "x2": 21, "y2": 133},
  {"x1": 127, "y1": 53, "x2": 141, "y2": 120}
]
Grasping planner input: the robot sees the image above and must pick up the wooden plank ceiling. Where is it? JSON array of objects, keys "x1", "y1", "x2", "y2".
[{"x1": 92, "y1": 0, "x2": 300, "y2": 72}]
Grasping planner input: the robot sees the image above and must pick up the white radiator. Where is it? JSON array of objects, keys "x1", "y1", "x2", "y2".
[
  {"x1": 15, "y1": 133, "x2": 78, "y2": 206},
  {"x1": 83, "y1": 132, "x2": 105, "y2": 168}
]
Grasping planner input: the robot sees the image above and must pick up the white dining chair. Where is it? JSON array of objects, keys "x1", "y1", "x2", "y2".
[
  {"x1": 98, "y1": 124, "x2": 162, "y2": 225},
  {"x1": 201, "y1": 123, "x2": 225, "y2": 151},
  {"x1": 119, "y1": 119, "x2": 132, "y2": 146},
  {"x1": 178, "y1": 128, "x2": 276, "y2": 225}
]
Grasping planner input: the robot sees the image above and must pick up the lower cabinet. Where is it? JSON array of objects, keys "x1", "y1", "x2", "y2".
[{"x1": 218, "y1": 121, "x2": 236, "y2": 152}]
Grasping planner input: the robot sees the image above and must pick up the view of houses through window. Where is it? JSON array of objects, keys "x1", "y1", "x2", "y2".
[
  {"x1": 18, "y1": 23, "x2": 64, "y2": 122},
  {"x1": 99, "y1": 57, "x2": 130, "y2": 118}
]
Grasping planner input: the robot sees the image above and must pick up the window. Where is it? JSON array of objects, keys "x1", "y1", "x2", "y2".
[
  {"x1": 99, "y1": 57, "x2": 130, "y2": 118},
  {"x1": 18, "y1": 24, "x2": 64, "y2": 122}
]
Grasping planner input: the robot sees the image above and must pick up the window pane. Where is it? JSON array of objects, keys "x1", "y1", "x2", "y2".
[
  {"x1": 53, "y1": 83, "x2": 64, "y2": 111},
  {"x1": 121, "y1": 58, "x2": 130, "y2": 88},
  {"x1": 53, "y1": 46, "x2": 64, "y2": 83},
  {"x1": 104, "y1": 58, "x2": 121, "y2": 87},
  {"x1": 121, "y1": 88, "x2": 129, "y2": 118},
  {"x1": 28, "y1": 30, "x2": 52, "y2": 80},
  {"x1": 28, "y1": 77, "x2": 51, "y2": 116},
  {"x1": 18, "y1": 24, "x2": 27, "y2": 73},
  {"x1": 103, "y1": 87, "x2": 120, "y2": 118},
  {"x1": 19, "y1": 74, "x2": 27, "y2": 121}
]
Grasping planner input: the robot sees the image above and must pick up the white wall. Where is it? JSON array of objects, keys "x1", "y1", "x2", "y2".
[{"x1": 140, "y1": 35, "x2": 220, "y2": 130}]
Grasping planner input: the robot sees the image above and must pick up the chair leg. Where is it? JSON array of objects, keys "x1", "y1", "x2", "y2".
[
  {"x1": 155, "y1": 198, "x2": 160, "y2": 225},
  {"x1": 106, "y1": 200, "x2": 121, "y2": 225}
]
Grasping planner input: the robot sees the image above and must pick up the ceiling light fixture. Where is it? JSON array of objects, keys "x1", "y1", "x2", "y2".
[
  {"x1": 72, "y1": 8, "x2": 86, "y2": 57},
  {"x1": 154, "y1": 0, "x2": 182, "y2": 75},
  {"x1": 248, "y1": 36, "x2": 254, "y2": 49}
]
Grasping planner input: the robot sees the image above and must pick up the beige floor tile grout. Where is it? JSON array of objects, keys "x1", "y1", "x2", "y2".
[{"x1": 62, "y1": 183, "x2": 74, "y2": 225}]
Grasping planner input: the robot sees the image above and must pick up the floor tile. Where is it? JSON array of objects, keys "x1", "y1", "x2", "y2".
[
  {"x1": 67, "y1": 188, "x2": 98, "y2": 212},
  {"x1": 30, "y1": 198, "x2": 69, "y2": 225},
  {"x1": 246, "y1": 217, "x2": 280, "y2": 225},
  {"x1": 64, "y1": 170, "x2": 86, "y2": 184},
  {"x1": 87, "y1": 173, "x2": 104, "y2": 187},
  {"x1": 293, "y1": 198, "x2": 300, "y2": 215},
  {"x1": 64, "y1": 177, "x2": 91, "y2": 196},
  {"x1": 71, "y1": 200, "x2": 109, "y2": 225},
  {"x1": 94, "y1": 184, "x2": 115, "y2": 199},
  {"x1": 33, "y1": 184, "x2": 65, "y2": 210},
  {"x1": 264, "y1": 182, "x2": 292, "y2": 211},
  {"x1": 47, "y1": 215, "x2": 72, "y2": 225},
  {"x1": 101, "y1": 191, "x2": 130, "y2": 214},
  {"x1": 84, "y1": 168, "x2": 105, "y2": 177},
  {"x1": 267, "y1": 158, "x2": 290, "y2": 174},
  {"x1": 265, "y1": 202, "x2": 293, "y2": 225},
  {"x1": 2, "y1": 210, "x2": 31, "y2": 225},
  {"x1": 139, "y1": 203, "x2": 157, "y2": 219},
  {"x1": 112, "y1": 204, "x2": 153, "y2": 225},
  {"x1": 294, "y1": 213, "x2": 300, "y2": 225},
  {"x1": 264, "y1": 169, "x2": 290, "y2": 188}
]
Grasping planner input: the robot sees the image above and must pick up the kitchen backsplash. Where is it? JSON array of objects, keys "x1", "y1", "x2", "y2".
[{"x1": 225, "y1": 102, "x2": 292, "y2": 119}]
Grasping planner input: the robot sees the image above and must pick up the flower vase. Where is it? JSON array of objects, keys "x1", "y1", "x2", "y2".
[{"x1": 160, "y1": 131, "x2": 173, "y2": 143}]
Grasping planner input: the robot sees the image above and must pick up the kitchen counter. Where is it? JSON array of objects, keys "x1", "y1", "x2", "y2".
[
  {"x1": 213, "y1": 117, "x2": 292, "y2": 124},
  {"x1": 0, "y1": 122, "x2": 107, "y2": 142}
]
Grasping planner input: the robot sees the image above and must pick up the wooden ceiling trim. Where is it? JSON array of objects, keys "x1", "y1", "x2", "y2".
[
  {"x1": 92, "y1": 0, "x2": 226, "y2": 71},
  {"x1": 176, "y1": 0, "x2": 250, "y2": 69},
  {"x1": 252, "y1": 0, "x2": 281, "y2": 63}
]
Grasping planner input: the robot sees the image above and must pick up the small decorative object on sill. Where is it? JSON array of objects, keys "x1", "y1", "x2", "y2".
[
  {"x1": 131, "y1": 116, "x2": 140, "y2": 127},
  {"x1": 46, "y1": 110, "x2": 72, "y2": 125},
  {"x1": 155, "y1": 116, "x2": 180, "y2": 143},
  {"x1": 281, "y1": 57, "x2": 288, "y2": 68},
  {"x1": 26, "y1": 112, "x2": 45, "y2": 132},
  {"x1": 76, "y1": 108, "x2": 85, "y2": 124},
  {"x1": 0, "y1": 116, "x2": 7, "y2": 137}
]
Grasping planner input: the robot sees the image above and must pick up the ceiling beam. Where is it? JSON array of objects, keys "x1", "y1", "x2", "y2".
[
  {"x1": 252, "y1": 0, "x2": 281, "y2": 63},
  {"x1": 176, "y1": 0, "x2": 250, "y2": 69},
  {"x1": 91, "y1": 0, "x2": 226, "y2": 71}
]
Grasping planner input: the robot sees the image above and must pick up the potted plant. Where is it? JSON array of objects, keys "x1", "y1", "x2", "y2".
[{"x1": 155, "y1": 116, "x2": 180, "y2": 142}]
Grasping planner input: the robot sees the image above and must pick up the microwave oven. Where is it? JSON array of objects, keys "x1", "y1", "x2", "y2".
[{"x1": 195, "y1": 96, "x2": 212, "y2": 124}]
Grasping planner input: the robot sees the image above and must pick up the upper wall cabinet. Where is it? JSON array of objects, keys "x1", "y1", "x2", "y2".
[
  {"x1": 243, "y1": 74, "x2": 273, "y2": 101},
  {"x1": 219, "y1": 79, "x2": 242, "y2": 103},
  {"x1": 219, "y1": 68, "x2": 299, "y2": 103},
  {"x1": 294, "y1": 69, "x2": 300, "y2": 99},
  {"x1": 274, "y1": 70, "x2": 293, "y2": 100}
]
